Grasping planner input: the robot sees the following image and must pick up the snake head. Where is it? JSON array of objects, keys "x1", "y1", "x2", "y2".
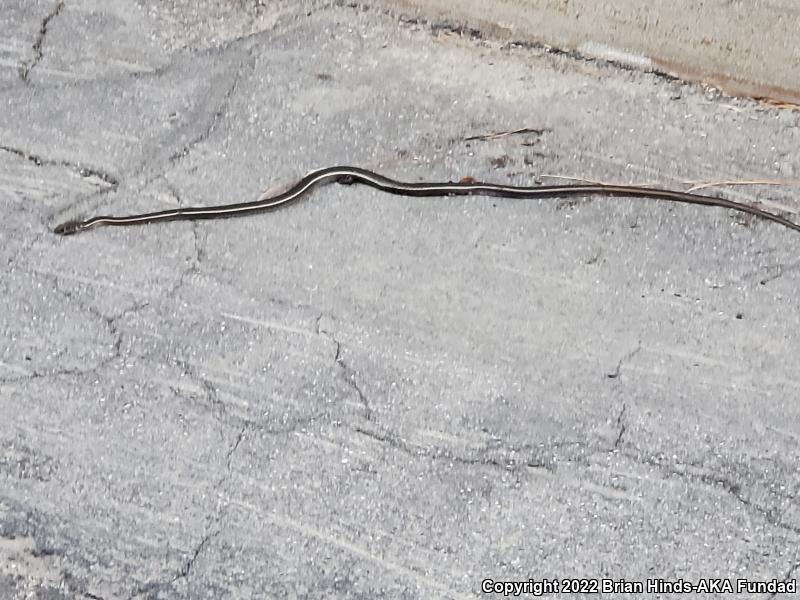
[{"x1": 53, "y1": 220, "x2": 83, "y2": 235}]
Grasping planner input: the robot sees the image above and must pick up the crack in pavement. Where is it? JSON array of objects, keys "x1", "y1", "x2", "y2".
[
  {"x1": 166, "y1": 51, "x2": 251, "y2": 167},
  {"x1": 768, "y1": 561, "x2": 800, "y2": 598},
  {"x1": 604, "y1": 345, "x2": 639, "y2": 450},
  {"x1": 612, "y1": 403, "x2": 627, "y2": 450},
  {"x1": 158, "y1": 183, "x2": 207, "y2": 297},
  {"x1": 0, "y1": 276, "x2": 149, "y2": 384},
  {"x1": 130, "y1": 530, "x2": 220, "y2": 599},
  {"x1": 19, "y1": 0, "x2": 65, "y2": 83},
  {"x1": 316, "y1": 316, "x2": 373, "y2": 421},
  {"x1": 0, "y1": 143, "x2": 119, "y2": 246},
  {"x1": 52, "y1": 279, "x2": 149, "y2": 373},
  {"x1": 128, "y1": 409, "x2": 251, "y2": 598},
  {"x1": 211, "y1": 422, "x2": 251, "y2": 491},
  {"x1": 138, "y1": 363, "x2": 337, "y2": 598},
  {"x1": 353, "y1": 424, "x2": 561, "y2": 473},
  {"x1": 0, "y1": 145, "x2": 120, "y2": 189},
  {"x1": 52, "y1": 40, "x2": 253, "y2": 222},
  {"x1": 606, "y1": 344, "x2": 641, "y2": 379},
  {"x1": 174, "y1": 359, "x2": 230, "y2": 423},
  {"x1": 171, "y1": 357, "x2": 328, "y2": 437},
  {"x1": 176, "y1": 531, "x2": 216, "y2": 581},
  {"x1": 224, "y1": 424, "x2": 248, "y2": 470},
  {"x1": 127, "y1": 415, "x2": 247, "y2": 597},
  {"x1": 312, "y1": 316, "x2": 595, "y2": 476},
  {"x1": 623, "y1": 451, "x2": 800, "y2": 537}
]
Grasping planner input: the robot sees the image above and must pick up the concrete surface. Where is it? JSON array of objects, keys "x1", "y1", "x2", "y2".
[
  {"x1": 387, "y1": 0, "x2": 800, "y2": 105},
  {"x1": 2, "y1": 0, "x2": 800, "y2": 598}
]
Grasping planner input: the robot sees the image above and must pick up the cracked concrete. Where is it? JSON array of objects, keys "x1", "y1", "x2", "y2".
[
  {"x1": 1, "y1": 0, "x2": 799, "y2": 598},
  {"x1": 770, "y1": 562, "x2": 800, "y2": 599},
  {"x1": 0, "y1": 144, "x2": 119, "y2": 188},
  {"x1": 18, "y1": 0, "x2": 64, "y2": 83},
  {"x1": 612, "y1": 403, "x2": 627, "y2": 450},
  {"x1": 318, "y1": 316, "x2": 374, "y2": 421},
  {"x1": 130, "y1": 529, "x2": 220, "y2": 599}
]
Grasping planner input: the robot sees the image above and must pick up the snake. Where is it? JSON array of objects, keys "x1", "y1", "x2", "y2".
[{"x1": 52, "y1": 165, "x2": 800, "y2": 235}]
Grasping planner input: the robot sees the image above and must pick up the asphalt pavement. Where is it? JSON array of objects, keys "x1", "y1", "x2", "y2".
[{"x1": 1, "y1": 1, "x2": 799, "y2": 598}]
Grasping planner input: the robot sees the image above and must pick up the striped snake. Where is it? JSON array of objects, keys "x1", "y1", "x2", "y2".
[{"x1": 53, "y1": 166, "x2": 800, "y2": 235}]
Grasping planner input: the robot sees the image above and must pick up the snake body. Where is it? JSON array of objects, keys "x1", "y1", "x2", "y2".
[{"x1": 53, "y1": 166, "x2": 800, "y2": 235}]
